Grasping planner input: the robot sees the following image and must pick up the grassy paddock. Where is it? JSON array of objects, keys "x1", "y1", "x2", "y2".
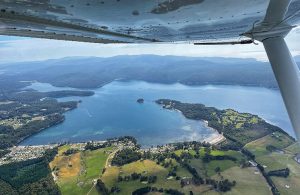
[
  {"x1": 244, "y1": 134, "x2": 300, "y2": 195},
  {"x1": 245, "y1": 132, "x2": 294, "y2": 157},
  {"x1": 272, "y1": 174, "x2": 300, "y2": 195},
  {"x1": 210, "y1": 167, "x2": 271, "y2": 195},
  {"x1": 50, "y1": 146, "x2": 111, "y2": 195},
  {"x1": 102, "y1": 159, "x2": 189, "y2": 194},
  {"x1": 206, "y1": 160, "x2": 237, "y2": 177}
]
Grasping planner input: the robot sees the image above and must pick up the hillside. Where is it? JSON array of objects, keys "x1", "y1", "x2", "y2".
[{"x1": 2, "y1": 55, "x2": 298, "y2": 89}]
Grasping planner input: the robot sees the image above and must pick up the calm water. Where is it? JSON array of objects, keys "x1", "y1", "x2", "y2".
[{"x1": 20, "y1": 81, "x2": 293, "y2": 146}]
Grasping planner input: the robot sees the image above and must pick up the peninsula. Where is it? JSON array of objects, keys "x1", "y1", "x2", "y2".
[
  {"x1": 0, "y1": 90, "x2": 95, "y2": 150},
  {"x1": 156, "y1": 99, "x2": 295, "y2": 148}
]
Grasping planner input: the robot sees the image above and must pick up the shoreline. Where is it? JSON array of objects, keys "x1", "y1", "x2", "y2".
[
  {"x1": 202, "y1": 120, "x2": 226, "y2": 145},
  {"x1": 18, "y1": 108, "x2": 225, "y2": 147},
  {"x1": 3, "y1": 136, "x2": 223, "y2": 165},
  {"x1": 203, "y1": 131, "x2": 226, "y2": 145},
  {"x1": 13, "y1": 82, "x2": 288, "y2": 149},
  {"x1": 172, "y1": 108, "x2": 226, "y2": 145},
  {"x1": 28, "y1": 80, "x2": 281, "y2": 91}
]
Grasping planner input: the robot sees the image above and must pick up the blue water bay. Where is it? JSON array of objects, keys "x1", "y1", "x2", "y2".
[{"x1": 20, "y1": 81, "x2": 292, "y2": 147}]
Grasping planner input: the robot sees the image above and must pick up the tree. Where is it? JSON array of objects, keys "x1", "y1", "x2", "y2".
[
  {"x1": 204, "y1": 147, "x2": 211, "y2": 154},
  {"x1": 131, "y1": 172, "x2": 141, "y2": 180},
  {"x1": 215, "y1": 167, "x2": 221, "y2": 173},
  {"x1": 132, "y1": 186, "x2": 151, "y2": 195},
  {"x1": 111, "y1": 148, "x2": 141, "y2": 166},
  {"x1": 95, "y1": 179, "x2": 109, "y2": 195}
]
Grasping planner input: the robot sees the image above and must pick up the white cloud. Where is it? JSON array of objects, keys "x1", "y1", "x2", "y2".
[{"x1": 0, "y1": 27, "x2": 299, "y2": 64}]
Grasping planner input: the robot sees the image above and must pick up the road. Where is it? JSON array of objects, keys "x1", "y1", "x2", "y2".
[{"x1": 86, "y1": 147, "x2": 120, "y2": 195}]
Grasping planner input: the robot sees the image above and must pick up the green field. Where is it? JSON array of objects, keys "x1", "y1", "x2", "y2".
[
  {"x1": 190, "y1": 158, "x2": 239, "y2": 177},
  {"x1": 285, "y1": 143, "x2": 300, "y2": 154},
  {"x1": 104, "y1": 159, "x2": 185, "y2": 194},
  {"x1": 244, "y1": 132, "x2": 297, "y2": 172},
  {"x1": 272, "y1": 174, "x2": 300, "y2": 195},
  {"x1": 221, "y1": 109, "x2": 260, "y2": 128},
  {"x1": 174, "y1": 149, "x2": 196, "y2": 156},
  {"x1": 165, "y1": 158, "x2": 192, "y2": 178},
  {"x1": 245, "y1": 132, "x2": 294, "y2": 157},
  {"x1": 101, "y1": 159, "x2": 216, "y2": 194},
  {"x1": 175, "y1": 148, "x2": 243, "y2": 159},
  {"x1": 57, "y1": 144, "x2": 71, "y2": 156},
  {"x1": 50, "y1": 145, "x2": 111, "y2": 195},
  {"x1": 245, "y1": 134, "x2": 300, "y2": 194},
  {"x1": 206, "y1": 160, "x2": 237, "y2": 177},
  {"x1": 101, "y1": 146, "x2": 246, "y2": 194},
  {"x1": 175, "y1": 148, "x2": 244, "y2": 177},
  {"x1": 255, "y1": 150, "x2": 300, "y2": 194},
  {"x1": 81, "y1": 148, "x2": 112, "y2": 181},
  {"x1": 208, "y1": 167, "x2": 271, "y2": 195},
  {"x1": 49, "y1": 140, "x2": 300, "y2": 195}
]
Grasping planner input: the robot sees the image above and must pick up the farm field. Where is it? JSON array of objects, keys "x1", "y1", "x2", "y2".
[
  {"x1": 245, "y1": 132, "x2": 294, "y2": 157},
  {"x1": 259, "y1": 150, "x2": 300, "y2": 194},
  {"x1": 245, "y1": 134, "x2": 300, "y2": 195},
  {"x1": 47, "y1": 137, "x2": 299, "y2": 195},
  {"x1": 208, "y1": 167, "x2": 271, "y2": 195},
  {"x1": 178, "y1": 148, "x2": 244, "y2": 177},
  {"x1": 99, "y1": 147, "x2": 248, "y2": 194},
  {"x1": 102, "y1": 159, "x2": 213, "y2": 194},
  {"x1": 49, "y1": 145, "x2": 112, "y2": 195}
]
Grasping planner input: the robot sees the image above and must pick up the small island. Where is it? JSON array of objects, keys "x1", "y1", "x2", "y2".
[{"x1": 137, "y1": 98, "x2": 144, "y2": 104}]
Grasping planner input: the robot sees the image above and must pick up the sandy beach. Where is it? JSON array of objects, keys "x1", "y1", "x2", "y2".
[
  {"x1": 204, "y1": 132, "x2": 226, "y2": 145},
  {"x1": 202, "y1": 120, "x2": 226, "y2": 145}
]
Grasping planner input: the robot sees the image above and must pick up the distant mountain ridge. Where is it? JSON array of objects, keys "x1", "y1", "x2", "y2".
[{"x1": 1, "y1": 55, "x2": 300, "y2": 90}]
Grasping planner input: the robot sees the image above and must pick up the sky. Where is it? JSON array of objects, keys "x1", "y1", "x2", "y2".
[{"x1": 0, "y1": 27, "x2": 300, "y2": 64}]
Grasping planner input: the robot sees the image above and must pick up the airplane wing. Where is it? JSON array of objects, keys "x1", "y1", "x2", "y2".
[
  {"x1": 0, "y1": 0, "x2": 299, "y2": 43},
  {"x1": 263, "y1": 0, "x2": 291, "y2": 24}
]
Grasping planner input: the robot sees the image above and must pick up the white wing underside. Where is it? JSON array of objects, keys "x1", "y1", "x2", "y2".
[{"x1": 0, "y1": 0, "x2": 300, "y2": 43}]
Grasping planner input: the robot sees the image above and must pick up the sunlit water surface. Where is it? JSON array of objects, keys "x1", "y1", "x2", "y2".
[{"x1": 20, "y1": 81, "x2": 293, "y2": 147}]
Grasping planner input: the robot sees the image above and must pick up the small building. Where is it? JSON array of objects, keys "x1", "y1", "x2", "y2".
[
  {"x1": 248, "y1": 160, "x2": 257, "y2": 167},
  {"x1": 180, "y1": 177, "x2": 193, "y2": 187}
]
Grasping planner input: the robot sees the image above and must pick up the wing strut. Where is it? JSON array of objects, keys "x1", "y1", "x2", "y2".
[
  {"x1": 264, "y1": 37, "x2": 300, "y2": 139},
  {"x1": 244, "y1": 0, "x2": 300, "y2": 140}
]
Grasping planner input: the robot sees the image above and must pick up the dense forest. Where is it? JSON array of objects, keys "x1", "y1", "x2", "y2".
[
  {"x1": 4, "y1": 90, "x2": 94, "y2": 102},
  {"x1": 0, "y1": 114, "x2": 64, "y2": 149},
  {"x1": 112, "y1": 148, "x2": 142, "y2": 166},
  {"x1": 0, "y1": 89, "x2": 94, "y2": 149},
  {"x1": 0, "y1": 148, "x2": 60, "y2": 195}
]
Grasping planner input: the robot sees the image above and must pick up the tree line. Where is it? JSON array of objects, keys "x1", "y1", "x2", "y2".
[{"x1": 0, "y1": 147, "x2": 60, "y2": 194}]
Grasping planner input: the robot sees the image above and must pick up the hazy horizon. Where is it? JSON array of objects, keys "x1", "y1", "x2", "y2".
[{"x1": 1, "y1": 27, "x2": 300, "y2": 64}]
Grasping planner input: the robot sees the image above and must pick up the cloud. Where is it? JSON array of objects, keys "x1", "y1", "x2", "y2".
[{"x1": 0, "y1": 27, "x2": 300, "y2": 64}]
